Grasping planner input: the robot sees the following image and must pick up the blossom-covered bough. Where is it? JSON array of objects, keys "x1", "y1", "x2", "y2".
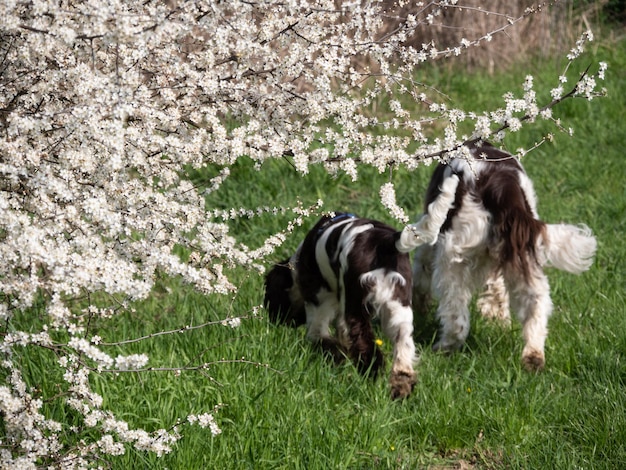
[{"x1": 0, "y1": 1, "x2": 607, "y2": 467}]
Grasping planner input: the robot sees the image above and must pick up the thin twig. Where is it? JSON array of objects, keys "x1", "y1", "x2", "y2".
[
  {"x1": 96, "y1": 358, "x2": 284, "y2": 375},
  {"x1": 97, "y1": 315, "x2": 255, "y2": 346}
]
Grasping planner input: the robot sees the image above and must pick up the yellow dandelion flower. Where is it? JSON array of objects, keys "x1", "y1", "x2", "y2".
[{"x1": 375, "y1": 338, "x2": 383, "y2": 347}]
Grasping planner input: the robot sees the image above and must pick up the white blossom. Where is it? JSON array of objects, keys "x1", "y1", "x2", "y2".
[
  {"x1": 115, "y1": 354, "x2": 149, "y2": 371},
  {"x1": 551, "y1": 86, "x2": 564, "y2": 101},
  {"x1": 598, "y1": 62, "x2": 608, "y2": 80},
  {"x1": 222, "y1": 317, "x2": 242, "y2": 329},
  {"x1": 380, "y1": 182, "x2": 409, "y2": 224},
  {"x1": 188, "y1": 412, "x2": 222, "y2": 436}
]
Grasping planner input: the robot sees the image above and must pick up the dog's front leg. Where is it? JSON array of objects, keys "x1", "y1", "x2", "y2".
[
  {"x1": 432, "y1": 262, "x2": 473, "y2": 352},
  {"x1": 305, "y1": 292, "x2": 346, "y2": 364},
  {"x1": 412, "y1": 243, "x2": 435, "y2": 316}
]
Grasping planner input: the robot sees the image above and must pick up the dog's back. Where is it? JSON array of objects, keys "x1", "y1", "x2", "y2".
[
  {"x1": 296, "y1": 213, "x2": 412, "y2": 310},
  {"x1": 264, "y1": 213, "x2": 410, "y2": 328}
]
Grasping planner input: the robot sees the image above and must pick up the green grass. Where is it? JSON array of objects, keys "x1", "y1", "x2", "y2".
[{"x1": 9, "y1": 35, "x2": 626, "y2": 469}]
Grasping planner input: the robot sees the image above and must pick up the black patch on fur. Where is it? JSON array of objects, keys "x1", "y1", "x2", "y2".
[{"x1": 263, "y1": 259, "x2": 306, "y2": 327}]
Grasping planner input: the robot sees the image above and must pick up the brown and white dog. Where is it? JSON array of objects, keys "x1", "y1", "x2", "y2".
[
  {"x1": 412, "y1": 141, "x2": 597, "y2": 371},
  {"x1": 264, "y1": 173, "x2": 459, "y2": 399}
]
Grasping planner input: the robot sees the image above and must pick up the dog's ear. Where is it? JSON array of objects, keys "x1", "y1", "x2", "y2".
[{"x1": 263, "y1": 260, "x2": 306, "y2": 327}]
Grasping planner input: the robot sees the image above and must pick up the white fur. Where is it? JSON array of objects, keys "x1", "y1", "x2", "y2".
[
  {"x1": 518, "y1": 171, "x2": 540, "y2": 218},
  {"x1": 544, "y1": 224, "x2": 597, "y2": 274},
  {"x1": 442, "y1": 194, "x2": 491, "y2": 262},
  {"x1": 396, "y1": 173, "x2": 459, "y2": 252},
  {"x1": 338, "y1": 224, "x2": 374, "y2": 270},
  {"x1": 509, "y1": 269, "x2": 552, "y2": 369},
  {"x1": 315, "y1": 218, "x2": 354, "y2": 292},
  {"x1": 360, "y1": 268, "x2": 407, "y2": 295},
  {"x1": 384, "y1": 302, "x2": 418, "y2": 377},
  {"x1": 305, "y1": 288, "x2": 339, "y2": 342},
  {"x1": 475, "y1": 271, "x2": 510, "y2": 324}
]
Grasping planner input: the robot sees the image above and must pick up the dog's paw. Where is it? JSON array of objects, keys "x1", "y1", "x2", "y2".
[
  {"x1": 318, "y1": 338, "x2": 347, "y2": 365},
  {"x1": 432, "y1": 339, "x2": 462, "y2": 353},
  {"x1": 522, "y1": 350, "x2": 545, "y2": 372},
  {"x1": 390, "y1": 370, "x2": 417, "y2": 400}
]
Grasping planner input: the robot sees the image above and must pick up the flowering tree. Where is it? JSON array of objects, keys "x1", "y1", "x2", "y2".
[{"x1": 0, "y1": 0, "x2": 606, "y2": 467}]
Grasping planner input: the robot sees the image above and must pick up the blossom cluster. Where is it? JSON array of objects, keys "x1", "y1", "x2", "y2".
[
  {"x1": 0, "y1": 0, "x2": 607, "y2": 467},
  {"x1": 380, "y1": 182, "x2": 410, "y2": 224},
  {"x1": 188, "y1": 411, "x2": 222, "y2": 437}
]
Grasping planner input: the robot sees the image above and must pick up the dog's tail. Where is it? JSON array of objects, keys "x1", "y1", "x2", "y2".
[
  {"x1": 542, "y1": 223, "x2": 597, "y2": 274},
  {"x1": 395, "y1": 172, "x2": 459, "y2": 253},
  {"x1": 263, "y1": 258, "x2": 307, "y2": 327}
]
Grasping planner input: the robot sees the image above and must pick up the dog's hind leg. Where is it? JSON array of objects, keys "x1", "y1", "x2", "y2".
[
  {"x1": 476, "y1": 270, "x2": 511, "y2": 325},
  {"x1": 507, "y1": 268, "x2": 552, "y2": 371},
  {"x1": 343, "y1": 296, "x2": 385, "y2": 378},
  {"x1": 381, "y1": 303, "x2": 417, "y2": 400}
]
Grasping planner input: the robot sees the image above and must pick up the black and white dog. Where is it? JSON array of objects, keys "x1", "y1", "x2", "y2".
[
  {"x1": 264, "y1": 174, "x2": 459, "y2": 399},
  {"x1": 413, "y1": 141, "x2": 597, "y2": 371}
]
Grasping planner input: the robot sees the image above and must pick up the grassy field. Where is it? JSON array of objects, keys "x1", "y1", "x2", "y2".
[{"x1": 14, "y1": 34, "x2": 625, "y2": 469}]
